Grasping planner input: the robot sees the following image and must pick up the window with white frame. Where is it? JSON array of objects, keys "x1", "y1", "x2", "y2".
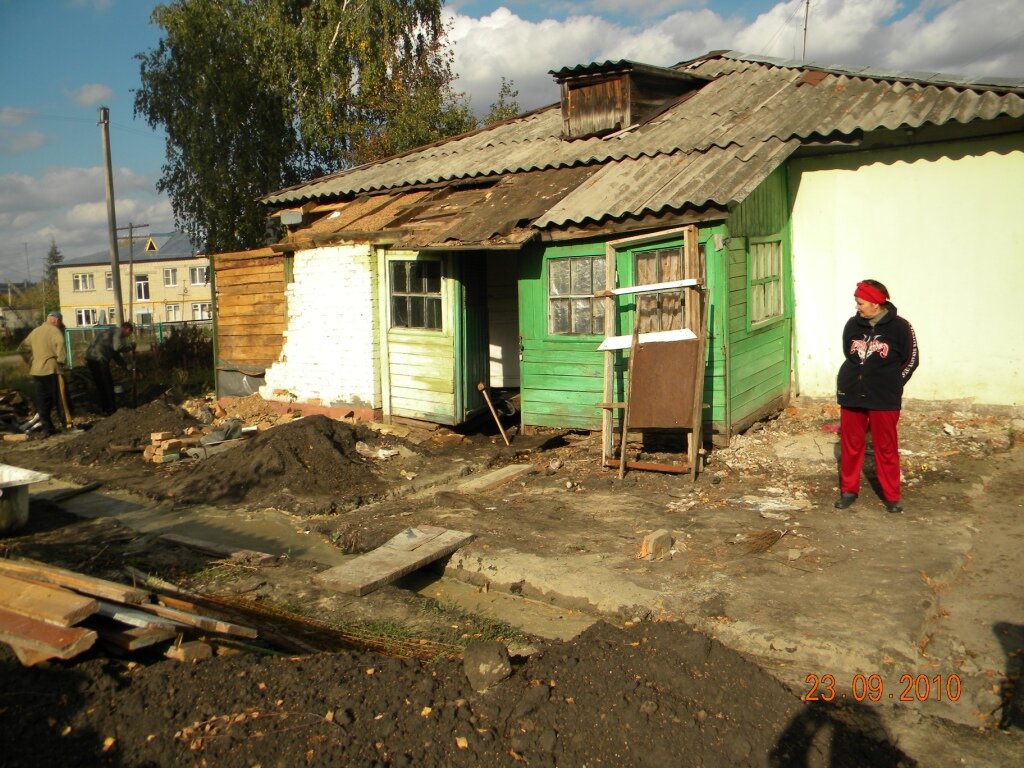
[
  {"x1": 634, "y1": 246, "x2": 683, "y2": 333},
  {"x1": 105, "y1": 272, "x2": 113, "y2": 290},
  {"x1": 749, "y1": 239, "x2": 784, "y2": 325},
  {"x1": 165, "y1": 303, "x2": 181, "y2": 322},
  {"x1": 547, "y1": 256, "x2": 606, "y2": 335},
  {"x1": 135, "y1": 310, "x2": 153, "y2": 326},
  {"x1": 191, "y1": 302, "x2": 212, "y2": 320},
  {"x1": 163, "y1": 267, "x2": 178, "y2": 287},
  {"x1": 75, "y1": 308, "x2": 98, "y2": 326},
  {"x1": 189, "y1": 266, "x2": 209, "y2": 285},
  {"x1": 390, "y1": 261, "x2": 442, "y2": 329},
  {"x1": 135, "y1": 274, "x2": 150, "y2": 301},
  {"x1": 72, "y1": 273, "x2": 95, "y2": 292}
]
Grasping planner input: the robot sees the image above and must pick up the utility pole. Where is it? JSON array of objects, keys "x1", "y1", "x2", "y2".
[
  {"x1": 23, "y1": 242, "x2": 30, "y2": 284},
  {"x1": 99, "y1": 107, "x2": 126, "y2": 325},
  {"x1": 802, "y1": 0, "x2": 810, "y2": 59},
  {"x1": 117, "y1": 222, "x2": 149, "y2": 326}
]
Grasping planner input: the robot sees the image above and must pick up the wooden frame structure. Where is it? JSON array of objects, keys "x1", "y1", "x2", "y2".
[{"x1": 598, "y1": 225, "x2": 707, "y2": 478}]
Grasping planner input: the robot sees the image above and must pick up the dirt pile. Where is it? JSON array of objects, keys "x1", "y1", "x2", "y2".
[
  {"x1": 165, "y1": 415, "x2": 383, "y2": 511},
  {"x1": 0, "y1": 620, "x2": 911, "y2": 768},
  {"x1": 41, "y1": 399, "x2": 199, "y2": 465}
]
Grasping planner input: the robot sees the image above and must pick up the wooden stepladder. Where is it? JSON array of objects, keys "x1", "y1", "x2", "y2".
[{"x1": 597, "y1": 225, "x2": 707, "y2": 479}]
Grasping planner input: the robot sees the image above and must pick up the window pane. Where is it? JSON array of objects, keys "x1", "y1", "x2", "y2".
[
  {"x1": 392, "y1": 297, "x2": 408, "y2": 327},
  {"x1": 636, "y1": 253, "x2": 656, "y2": 285},
  {"x1": 549, "y1": 298, "x2": 570, "y2": 334},
  {"x1": 660, "y1": 248, "x2": 682, "y2": 281},
  {"x1": 571, "y1": 299, "x2": 593, "y2": 335},
  {"x1": 660, "y1": 294, "x2": 682, "y2": 330},
  {"x1": 570, "y1": 258, "x2": 592, "y2": 295},
  {"x1": 637, "y1": 294, "x2": 659, "y2": 333},
  {"x1": 593, "y1": 257, "x2": 606, "y2": 291},
  {"x1": 410, "y1": 296, "x2": 425, "y2": 327},
  {"x1": 592, "y1": 298, "x2": 606, "y2": 334},
  {"x1": 423, "y1": 262, "x2": 441, "y2": 294},
  {"x1": 391, "y1": 262, "x2": 409, "y2": 293},
  {"x1": 549, "y1": 259, "x2": 570, "y2": 296},
  {"x1": 425, "y1": 297, "x2": 442, "y2": 329}
]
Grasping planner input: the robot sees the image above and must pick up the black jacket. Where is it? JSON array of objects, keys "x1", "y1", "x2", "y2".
[{"x1": 836, "y1": 302, "x2": 919, "y2": 411}]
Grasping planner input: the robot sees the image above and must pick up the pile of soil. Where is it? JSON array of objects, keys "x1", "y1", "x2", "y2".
[
  {"x1": 165, "y1": 415, "x2": 383, "y2": 511},
  {"x1": 42, "y1": 399, "x2": 199, "y2": 465},
  {"x1": 0, "y1": 620, "x2": 910, "y2": 768}
]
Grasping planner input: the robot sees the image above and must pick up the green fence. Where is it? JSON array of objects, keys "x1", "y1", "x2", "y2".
[{"x1": 64, "y1": 320, "x2": 213, "y2": 369}]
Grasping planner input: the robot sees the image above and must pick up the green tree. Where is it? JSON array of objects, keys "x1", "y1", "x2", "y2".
[
  {"x1": 135, "y1": 0, "x2": 477, "y2": 254},
  {"x1": 43, "y1": 240, "x2": 63, "y2": 314},
  {"x1": 484, "y1": 77, "x2": 520, "y2": 125}
]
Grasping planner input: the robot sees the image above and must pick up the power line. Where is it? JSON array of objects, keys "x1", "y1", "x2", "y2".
[{"x1": 759, "y1": 0, "x2": 812, "y2": 57}]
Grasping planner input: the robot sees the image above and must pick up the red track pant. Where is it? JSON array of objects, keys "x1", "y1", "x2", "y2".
[{"x1": 839, "y1": 407, "x2": 902, "y2": 502}]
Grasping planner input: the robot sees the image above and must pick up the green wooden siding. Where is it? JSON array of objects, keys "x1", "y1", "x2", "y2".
[
  {"x1": 722, "y1": 166, "x2": 793, "y2": 431},
  {"x1": 519, "y1": 231, "x2": 728, "y2": 432}
]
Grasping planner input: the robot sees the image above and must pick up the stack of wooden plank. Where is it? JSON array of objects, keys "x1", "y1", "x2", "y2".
[{"x1": 0, "y1": 558, "x2": 257, "y2": 666}]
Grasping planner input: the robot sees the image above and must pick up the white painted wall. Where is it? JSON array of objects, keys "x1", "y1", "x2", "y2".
[
  {"x1": 788, "y1": 133, "x2": 1024, "y2": 407},
  {"x1": 260, "y1": 243, "x2": 379, "y2": 408}
]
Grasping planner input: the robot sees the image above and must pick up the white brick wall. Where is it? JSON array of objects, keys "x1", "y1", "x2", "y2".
[{"x1": 260, "y1": 244, "x2": 379, "y2": 407}]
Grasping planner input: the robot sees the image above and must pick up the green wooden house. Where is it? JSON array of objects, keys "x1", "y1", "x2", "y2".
[{"x1": 239, "y1": 52, "x2": 1023, "y2": 442}]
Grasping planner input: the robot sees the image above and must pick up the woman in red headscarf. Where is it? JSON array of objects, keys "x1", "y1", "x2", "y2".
[{"x1": 835, "y1": 279, "x2": 919, "y2": 513}]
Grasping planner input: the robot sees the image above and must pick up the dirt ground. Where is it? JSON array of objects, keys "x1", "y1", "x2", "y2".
[{"x1": 0, "y1": 393, "x2": 1021, "y2": 766}]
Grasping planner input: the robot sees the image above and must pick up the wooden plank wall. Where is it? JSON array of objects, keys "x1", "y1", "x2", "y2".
[
  {"x1": 722, "y1": 166, "x2": 793, "y2": 431},
  {"x1": 212, "y1": 247, "x2": 286, "y2": 369}
]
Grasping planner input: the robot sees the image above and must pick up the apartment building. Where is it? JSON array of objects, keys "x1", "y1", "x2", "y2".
[{"x1": 58, "y1": 232, "x2": 212, "y2": 327}]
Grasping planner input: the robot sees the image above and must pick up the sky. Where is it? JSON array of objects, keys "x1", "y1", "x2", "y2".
[{"x1": 1, "y1": 0, "x2": 1023, "y2": 282}]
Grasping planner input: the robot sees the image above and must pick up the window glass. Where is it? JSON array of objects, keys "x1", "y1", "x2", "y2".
[
  {"x1": 634, "y1": 246, "x2": 683, "y2": 333},
  {"x1": 547, "y1": 256, "x2": 605, "y2": 335},
  {"x1": 749, "y1": 240, "x2": 784, "y2": 325},
  {"x1": 135, "y1": 274, "x2": 150, "y2": 301},
  {"x1": 164, "y1": 268, "x2": 178, "y2": 287},
  {"x1": 390, "y1": 260, "x2": 442, "y2": 330}
]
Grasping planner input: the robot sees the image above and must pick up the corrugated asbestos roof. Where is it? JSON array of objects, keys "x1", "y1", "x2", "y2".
[{"x1": 265, "y1": 50, "x2": 1024, "y2": 234}]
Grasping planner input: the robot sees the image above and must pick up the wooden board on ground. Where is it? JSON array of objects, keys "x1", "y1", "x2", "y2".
[
  {"x1": 456, "y1": 464, "x2": 537, "y2": 493},
  {"x1": 0, "y1": 606, "x2": 97, "y2": 665},
  {"x1": 95, "y1": 600, "x2": 186, "y2": 630},
  {"x1": 159, "y1": 532, "x2": 276, "y2": 564},
  {"x1": 0, "y1": 573, "x2": 98, "y2": 627},
  {"x1": 137, "y1": 602, "x2": 258, "y2": 639},
  {"x1": 97, "y1": 624, "x2": 177, "y2": 652},
  {"x1": 0, "y1": 558, "x2": 149, "y2": 604},
  {"x1": 312, "y1": 526, "x2": 475, "y2": 596}
]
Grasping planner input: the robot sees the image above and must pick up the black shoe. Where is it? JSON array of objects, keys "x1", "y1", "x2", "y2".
[
  {"x1": 834, "y1": 492, "x2": 858, "y2": 509},
  {"x1": 885, "y1": 501, "x2": 903, "y2": 514}
]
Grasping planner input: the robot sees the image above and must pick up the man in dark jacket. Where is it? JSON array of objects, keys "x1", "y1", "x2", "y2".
[
  {"x1": 85, "y1": 322, "x2": 134, "y2": 415},
  {"x1": 835, "y1": 280, "x2": 919, "y2": 513}
]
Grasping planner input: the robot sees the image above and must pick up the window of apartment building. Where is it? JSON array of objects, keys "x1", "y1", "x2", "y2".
[
  {"x1": 75, "y1": 308, "x2": 98, "y2": 326},
  {"x1": 135, "y1": 274, "x2": 150, "y2": 301},
  {"x1": 166, "y1": 303, "x2": 181, "y2": 322},
  {"x1": 163, "y1": 268, "x2": 178, "y2": 287},
  {"x1": 547, "y1": 255, "x2": 606, "y2": 335},
  {"x1": 105, "y1": 272, "x2": 113, "y2": 290},
  {"x1": 135, "y1": 310, "x2": 153, "y2": 326},
  {"x1": 191, "y1": 302, "x2": 212, "y2": 320},
  {"x1": 390, "y1": 260, "x2": 442, "y2": 329},
  {"x1": 189, "y1": 266, "x2": 209, "y2": 285},
  {"x1": 72, "y1": 273, "x2": 95, "y2": 292}
]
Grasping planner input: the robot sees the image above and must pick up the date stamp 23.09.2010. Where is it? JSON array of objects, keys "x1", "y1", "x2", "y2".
[{"x1": 801, "y1": 673, "x2": 962, "y2": 703}]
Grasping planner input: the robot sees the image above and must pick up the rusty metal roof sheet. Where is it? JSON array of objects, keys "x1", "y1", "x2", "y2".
[{"x1": 265, "y1": 50, "x2": 1024, "y2": 230}]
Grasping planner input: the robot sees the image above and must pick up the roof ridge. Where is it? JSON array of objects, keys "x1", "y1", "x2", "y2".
[{"x1": 718, "y1": 50, "x2": 1024, "y2": 93}]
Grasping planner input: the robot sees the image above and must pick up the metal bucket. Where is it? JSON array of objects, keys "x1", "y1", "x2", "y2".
[{"x1": 0, "y1": 464, "x2": 51, "y2": 535}]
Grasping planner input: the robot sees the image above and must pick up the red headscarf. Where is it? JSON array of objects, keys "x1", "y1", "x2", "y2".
[{"x1": 854, "y1": 281, "x2": 886, "y2": 304}]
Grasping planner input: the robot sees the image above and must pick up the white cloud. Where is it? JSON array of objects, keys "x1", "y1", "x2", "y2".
[
  {"x1": 68, "y1": 83, "x2": 115, "y2": 108},
  {"x1": 0, "y1": 165, "x2": 172, "y2": 277},
  {"x1": 1, "y1": 131, "x2": 46, "y2": 155},
  {"x1": 0, "y1": 107, "x2": 33, "y2": 126},
  {"x1": 445, "y1": 6, "x2": 741, "y2": 114}
]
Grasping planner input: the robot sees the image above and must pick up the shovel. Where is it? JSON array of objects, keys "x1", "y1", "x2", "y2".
[{"x1": 477, "y1": 382, "x2": 510, "y2": 446}]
